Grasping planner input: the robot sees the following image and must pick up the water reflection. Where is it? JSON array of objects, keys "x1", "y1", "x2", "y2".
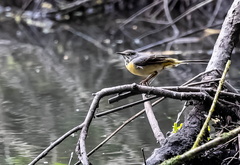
[
  {"x1": 0, "y1": 10, "x2": 239, "y2": 165},
  {"x1": 0, "y1": 31, "x2": 189, "y2": 164}
]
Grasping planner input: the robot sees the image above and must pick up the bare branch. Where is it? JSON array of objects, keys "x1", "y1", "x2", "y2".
[
  {"x1": 142, "y1": 94, "x2": 165, "y2": 145},
  {"x1": 29, "y1": 124, "x2": 84, "y2": 165}
]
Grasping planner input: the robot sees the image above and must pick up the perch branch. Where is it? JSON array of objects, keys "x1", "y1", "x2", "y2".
[
  {"x1": 85, "y1": 71, "x2": 223, "y2": 158},
  {"x1": 97, "y1": 85, "x2": 240, "y2": 118},
  {"x1": 77, "y1": 83, "x2": 211, "y2": 164}
]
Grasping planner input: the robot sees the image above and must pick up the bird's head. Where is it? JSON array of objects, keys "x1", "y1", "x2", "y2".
[{"x1": 117, "y1": 50, "x2": 139, "y2": 65}]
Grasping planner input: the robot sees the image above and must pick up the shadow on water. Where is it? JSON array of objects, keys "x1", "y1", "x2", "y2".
[{"x1": 0, "y1": 4, "x2": 239, "y2": 165}]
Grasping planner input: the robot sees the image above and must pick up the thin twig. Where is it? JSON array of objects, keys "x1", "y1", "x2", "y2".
[
  {"x1": 187, "y1": 78, "x2": 221, "y2": 86},
  {"x1": 119, "y1": 0, "x2": 162, "y2": 29},
  {"x1": 207, "y1": 0, "x2": 223, "y2": 26},
  {"x1": 238, "y1": 134, "x2": 240, "y2": 159},
  {"x1": 19, "y1": 0, "x2": 34, "y2": 16},
  {"x1": 96, "y1": 95, "x2": 158, "y2": 117},
  {"x1": 160, "y1": 126, "x2": 240, "y2": 165},
  {"x1": 175, "y1": 102, "x2": 187, "y2": 124},
  {"x1": 108, "y1": 91, "x2": 139, "y2": 104},
  {"x1": 68, "y1": 152, "x2": 74, "y2": 165},
  {"x1": 226, "y1": 150, "x2": 239, "y2": 165},
  {"x1": 142, "y1": 148, "x2": 147, "y2": 165},
  {"x1": 65, "y1": 26, "x2": 111, "y2": 55},
  {"x1": 136, "y1": 23, "x2": 222, "y2": 51},
  {"x1": 29, "y1": 124, "x2": 84, "y2": 165},
  {"x1": 163, "y1": 0, "x2": 179, "y2": 37},
  {"x1": 159, "y1": 86, "x2": 240, "y2": 99},
  {"x1": 136, "y1": 0, "x2": 214, "y2": 41},
  {"x1": 192, "y1": 60, "x2": 231, "y2": 148}
]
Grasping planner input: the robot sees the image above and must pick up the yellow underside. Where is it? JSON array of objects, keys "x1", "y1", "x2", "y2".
[{"x1": 126, "y1": 61, "x2": 181, "y2": 77}]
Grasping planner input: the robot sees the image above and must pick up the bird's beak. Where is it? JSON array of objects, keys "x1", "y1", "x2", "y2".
[{"x1": 116, "y1": 52, "x2": 126, "y2": 55}]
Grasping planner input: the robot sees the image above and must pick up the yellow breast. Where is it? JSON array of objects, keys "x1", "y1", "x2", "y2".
[{"x1": 126, "y1": 62, "x2": 164, "y2": 77}]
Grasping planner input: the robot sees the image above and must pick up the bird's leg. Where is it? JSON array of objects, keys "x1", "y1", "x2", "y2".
[{"x1": 140, "y1": 71, "x2": 158, "y2": 86}]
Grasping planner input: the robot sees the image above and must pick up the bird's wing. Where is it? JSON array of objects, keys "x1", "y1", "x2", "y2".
[{"x1": 132, "y1": 54, "x2": 168, "y2": 66}]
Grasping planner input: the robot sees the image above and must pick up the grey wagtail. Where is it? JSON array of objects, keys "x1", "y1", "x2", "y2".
[{"x1": 117, "y1": 49, "x2": 207, "y2": 84}]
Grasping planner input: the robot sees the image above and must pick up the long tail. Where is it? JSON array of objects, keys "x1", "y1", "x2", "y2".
[{"x1": 181, "y1": 60, "x2": 208, "y2": 64}]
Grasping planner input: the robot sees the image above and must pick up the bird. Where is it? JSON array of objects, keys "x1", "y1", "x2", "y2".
[{"x1": 117, "y1": 49, "x2": 207, "y2": 85}]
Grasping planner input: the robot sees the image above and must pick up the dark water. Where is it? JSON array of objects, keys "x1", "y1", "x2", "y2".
[{"x1": 0, "y1": 9, "x2": 240, "y2": 165}]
